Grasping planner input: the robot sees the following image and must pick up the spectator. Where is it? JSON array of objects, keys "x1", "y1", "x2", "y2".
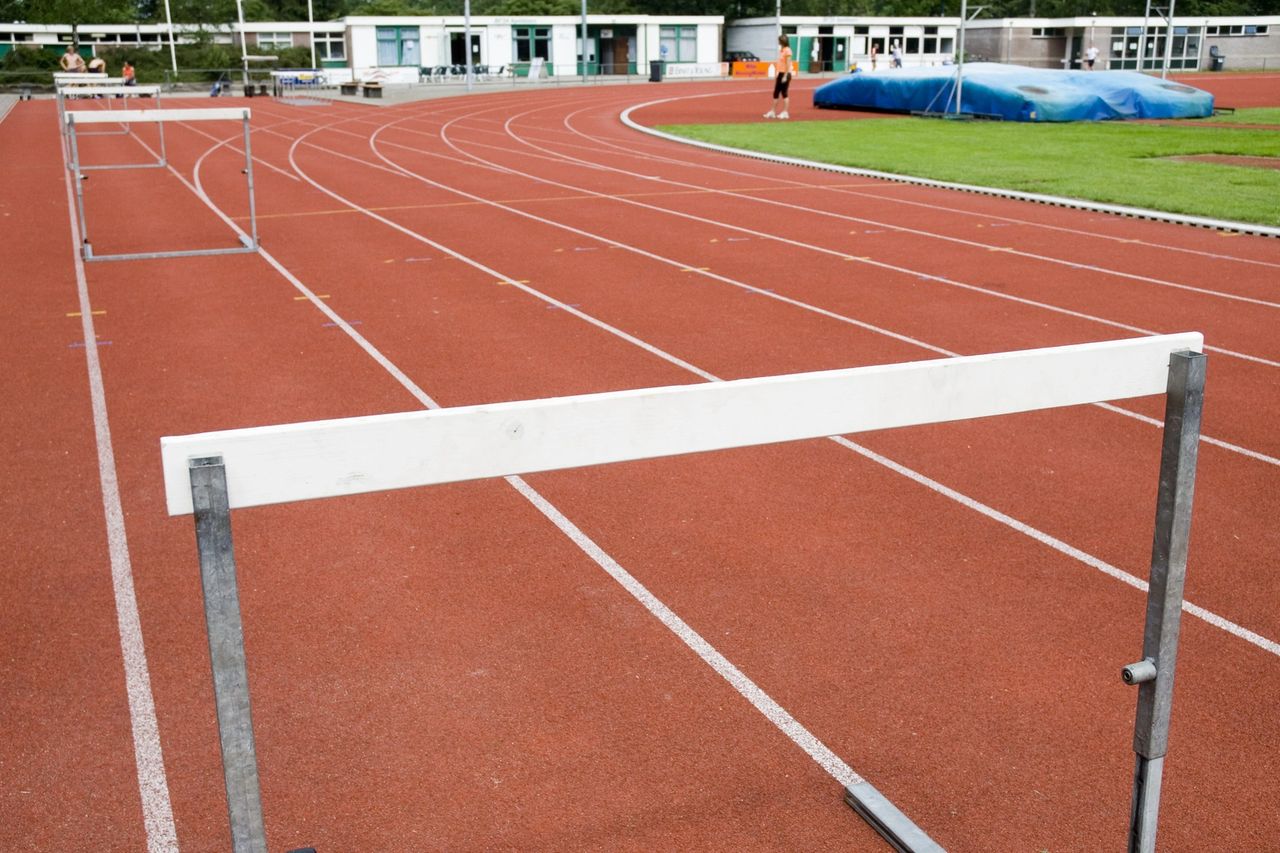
[
  {"x1": 870, "y1": 43, "x2": 878, "y2": 71},
  {"x1": 891, "y1": 41, "x2": 903, "y2": 69},
  {"x1": 763, "y1": 33, "x2": 794, "y2": 120},
  {"x1": 60, "y1": 45, "x2": 86, "y2": 73},
  {"x1": 87, "y1": 55, "x2": 106, "y2": 74},
  {"x1": 1085, "y1": 44, "x2": 1100, "y2": 70},
  {"x1": 122, "y1": 60, "x2": 136, "y2": 86}
]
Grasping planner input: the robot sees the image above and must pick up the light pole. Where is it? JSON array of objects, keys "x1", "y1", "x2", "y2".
[
  {"x1": 308, "y1": 0, "x2": 316, "y2": 70},
  {"x1": 162, "y1": 0, "x2": 178, "y2": 73},
  {"x1": 1159, "y1": 0, "x2": 1178, "y2": 79}
]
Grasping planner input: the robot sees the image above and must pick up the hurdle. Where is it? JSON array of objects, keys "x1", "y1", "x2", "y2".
[
  {"x1": 57, "y1": 85, "x2": 163, "y2": 140},
  {"x1": 65, "y1": 107, "x2": 259, "y2": 262},
  {"x1": 54, "y1": 72, "x2": 111, "y2": 85},
  {"x1": 159, "y1": 333, "x2": 1205, "y2": 853}
]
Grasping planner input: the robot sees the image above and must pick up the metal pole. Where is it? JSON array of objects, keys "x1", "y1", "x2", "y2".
[
  {"x1": 242, "y1": 116, "x2": 259, "y2": 250},
  {"x1": 581, "y1": 0, "x2": 588, "y2": 82},
  {"x1": 189, "y1": 457, "x2": 269, "y2": 853},
  {"x1": 955, "y1": 0, "x2": 967, "y2": 115},
  {"x1": 68, "y1": 120, "x2": 92, "y2": 258},
  {"x1": 1122, "y1": 350, "x2": 1206, "y2": 853},
  {"x1": 307, "y1": 0, "x2": 316, "y2": 69},
  {"x1": 163, "y1": 0, "x2": 178, "y2": 73},
  {"x1": 1160, "y1": 0, "x2": 1178, "y2": 79},
  {"x1": 1139, "y1": 0, "x2": 1152, "y2": 71},
  {"x1": 464, "y1": 0, "x2": 473, "y2": 92},
  {"x1": 236, "y1": 0, "x2": 249, "y2": 88}
]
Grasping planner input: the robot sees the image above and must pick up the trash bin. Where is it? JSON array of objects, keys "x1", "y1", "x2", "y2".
[
  {"x1": 243, "y1": 84, "x2": 255, "y2": 98},
  {"x1": 649, "y1": 60, "x2": 663, "y2": 82},
  {"x1": 1212, "y1": 55, "x2": 1225, "y2": 71}
]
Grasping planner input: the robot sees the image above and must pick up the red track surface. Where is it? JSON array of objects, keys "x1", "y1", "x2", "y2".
[{"x1": 3, "y1": 76, "x2": 1279, "y2": 851}]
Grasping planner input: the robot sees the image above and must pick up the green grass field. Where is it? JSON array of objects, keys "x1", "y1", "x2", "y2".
[{"x1": 659, "y1": 108, "x2": 1280, "y2": 226}]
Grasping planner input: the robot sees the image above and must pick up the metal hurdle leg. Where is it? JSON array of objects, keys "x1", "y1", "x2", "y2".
[
  {"x1": 66, "y1": 121, "x2": 95, "y2": 260},
  {"x1": 241, "y1": 114, "x2": 260, "y2": 250},
  {"x1": 189, "y1": 457, "x2": 269, "y2": 853},
  {"x1": 1122, "y1": 350, "x2": 1206, "y2": 853}
]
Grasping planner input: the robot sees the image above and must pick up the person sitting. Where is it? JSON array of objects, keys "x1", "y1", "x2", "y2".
[{"x1": 122, "y1": 61, "x2": 136, "y2": 86}]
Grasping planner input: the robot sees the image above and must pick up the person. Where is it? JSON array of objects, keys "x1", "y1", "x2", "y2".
[
  {"x1": 891, "y1": 41, "x2": 903, "y2": 69},
  {"x1": 870, "y1": 43, "x2": 878, "y2": 71},
  {"x1": 122, "y1": 60, "x2": 136, "y2": 86},
  {"x1": 763, "y1": 34, "x2": 793, "y2": 120},
  {"x1": 1085, "y1": 44, "x2": 1099, "y2": 70},
  {"x1": 86, "y1": 55, "x2": 106, "y2": 74},
  {"x1": 60, "y1": 45, "x2": 86, "y2": 73}
]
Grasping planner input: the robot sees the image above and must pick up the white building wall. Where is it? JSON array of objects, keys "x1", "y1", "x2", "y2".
[
  {"x1": 552, "y1": 24, "x2": 577, "y2": 75},
  {"x1": 350, "y1": 25, "x2": 378, "y2": 69}
]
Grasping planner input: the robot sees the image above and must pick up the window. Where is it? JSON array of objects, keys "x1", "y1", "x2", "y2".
[
  {"x1": 315, "y1": 32, "x2": 345, "y2": 61},
  {"x1": 1032, "y1": 27, "x2": 1066, "y2": 38},
  {"x1": 257, "y1": 32, "x2": 293, "y2": 51},
  {"x1": 376, "y1": 26, "x2": 419, "y2": 66},
  {"x1": 939, "y1": 37, "x2": 954, "y2": 55},
  {"x1": 513, "y1": 26, "x2": 550, "y2": 63},
  {"x1": 659, "y1": 25, "x2": 697, "y2": 62},
  {"x1": 854, "y1": 26, "x2": 869, "y2": 35},
  {"x1": 905, "y1": 37, "x2": 919, "y2": 53}
]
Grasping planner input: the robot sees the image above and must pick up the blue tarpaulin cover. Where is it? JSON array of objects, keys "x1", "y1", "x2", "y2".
[{"x1": 812, "y1": 63, "x2": 1214, "y2": 122}]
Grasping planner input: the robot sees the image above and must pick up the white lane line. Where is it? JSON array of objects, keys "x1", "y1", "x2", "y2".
[
  {"x1": 180, "y1": 112, "x2": 871, "y2": 797},
  {"x1": 368, "y1": 109, "x2": 1280, "y2": 660},
  {"x1": 359, "y1": 111, "x2": 1280, "y2": 467},
  {"x1": 382, "y1": 109, "x2": 1280, "y2": 371},
  {"x1": 526, "y1": 107, "x2": 1280, "y2": 311},
  {"x1": 508, "y1": 474, "x2": 866, "y2": 788},
  {"x1": 836, "y1": 437, "x2": 1280, "y2": 657},
  {"x1": 56, "y1": 105, "x2": 178, "y2": 853},
  {"x1": 551, "y1": 97, "x2": 1280, "y2": 272}
]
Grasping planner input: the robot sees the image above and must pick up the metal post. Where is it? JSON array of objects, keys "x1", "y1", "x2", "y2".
[
  {"x1": 1160, "y1": 0, "x2": 1178, "y2": 79},
  {"x1": 581, "y1": 0, "x2": 589, "y2": 82},
  {"x1": 1139, "y1": 0, "x2": 1152, "y2": 71},
  {"x1": 236, "y1": 0, "x2": 249, "y2": 88},
  {"x1": 242, "y1": 116, "x2": 259, "y2": 250},
  {"x1": 955, "y1": 0, "x2": 967, "y2": 115},
  {"x1": 464, "y1": 0, "x2": 474, "y2": 92},
  {"x1": 68, "y1": 120, "x2": 92, "y2": 258},
  {"x1": 307, "y1": 0, "x2": 316, "y2": 70},
  {"x1": 189, "y1": 457, "x2": 268, "y2": 853},
  {"x1": 1122, "y1": 350, "x2": 1206, "y2": 853},
  {"x1": 163, "y1": 0, "x2": 179, "y2": 74}
]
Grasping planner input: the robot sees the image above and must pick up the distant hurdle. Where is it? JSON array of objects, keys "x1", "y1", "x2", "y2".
[
  {"x1": 57, "y1": 85, "x2": 162, "y2": 140},
  {"x1": 64, "y1": 107, "x2": 259, "y2": 262},
  {"x1": 160, "y1": 334, "x2": 1205, "y2": 853}
]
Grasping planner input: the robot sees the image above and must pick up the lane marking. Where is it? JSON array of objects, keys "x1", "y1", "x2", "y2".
[
  {"x1": 410, "y1": 110, "x2": 1280, "y2": 369},
  {"x1": 67, "y1": 310, "x2": 106, "y2": 317},
  {"x1": 57, "y1": 105, "x2": 178, "y2": 853}
]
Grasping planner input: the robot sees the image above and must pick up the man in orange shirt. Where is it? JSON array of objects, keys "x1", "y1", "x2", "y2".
[{"x1": 763, "y1": 34, "x2": 793, "y2": 120}]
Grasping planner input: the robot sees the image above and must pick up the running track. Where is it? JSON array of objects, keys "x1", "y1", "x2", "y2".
[{"x1": 3, "y1": 75, "x2": 1278, "y2": 851}]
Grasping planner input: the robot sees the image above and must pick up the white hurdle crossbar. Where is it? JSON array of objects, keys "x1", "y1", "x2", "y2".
[
  {"x1": 160, "y1": 334, "x2": 1206, "y2": 853},
  {"x1": 65, "y1": 107, "x2": 259, "y2": 262}
]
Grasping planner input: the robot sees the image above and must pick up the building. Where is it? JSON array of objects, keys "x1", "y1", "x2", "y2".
[
  {"x1": 727, "y1": 17, "x2": 961, "y2": 71},
  {"x1": 962, "y1": 15, "x2": 1279, "y2": 71}
]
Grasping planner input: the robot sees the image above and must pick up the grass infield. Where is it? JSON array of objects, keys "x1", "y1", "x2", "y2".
[{"x1": 659, "y1": 108, "x2": 1280, "y2": 227}]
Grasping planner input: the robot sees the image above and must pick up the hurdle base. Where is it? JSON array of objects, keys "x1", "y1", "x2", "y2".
[{"x1": 843, "y1": 782, "x2": 943, "y2": 853}]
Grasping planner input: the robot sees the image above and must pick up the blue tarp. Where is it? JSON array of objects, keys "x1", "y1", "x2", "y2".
[{"x1": 812, "y1": 63, "x2": 1214, "y2": 122}]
